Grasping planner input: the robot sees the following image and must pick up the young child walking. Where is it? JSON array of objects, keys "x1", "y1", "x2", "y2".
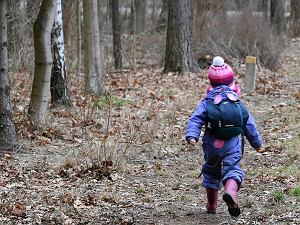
[{"x1": 186, "y1": 56, "x2": 264, "y2": 217}]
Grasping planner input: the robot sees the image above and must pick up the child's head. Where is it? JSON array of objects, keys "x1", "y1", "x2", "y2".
[{"x1": 208, "y1": 56, "x2": 235, "y2": 88}]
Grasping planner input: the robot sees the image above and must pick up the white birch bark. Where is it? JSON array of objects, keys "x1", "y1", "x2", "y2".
[
  {"x1": 51, "y1": 0, "x2": 70, "y2": 106},
  {"x1": 29, "y1": 0, "x2": 57, "y2": 122}
]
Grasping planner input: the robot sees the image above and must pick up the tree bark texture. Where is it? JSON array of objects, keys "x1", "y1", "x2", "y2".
[
  {"x1": 51, "y1": 0, "x2": 71, "y2": 106},
  {"x1": 262, "y1": 0, "x2": 270, "y2": 21},
  {"x1": 290, "y1": 0, "x2": 300, "y2": 36},
  {"x1": 156, "y1": 0, "x2": 168, "y2": 32},
  {"x1": 83, "y1": 0, "x2": 103, "y2": 94},
  {"x1": 270, "y1": 0, "x2": 285, "y2": 35},
  {"x1": 29, "y1": 0, "x2": 57, "y2": 122},
  {"x1": 164, "y1": 0, "x2": 199, "y2": 73},
  {"x1": 111, "y1": 0, "x2": 122, "y2": 70},
  {"x1": 0, "y1": 0, "x2": 17, "y2": 150},
  {"x1": 131, "y1": 0, "x2": 146, "y2": 34},
  {"x1": 77, "y1": 0, "x2": 82, "y2": 77}
]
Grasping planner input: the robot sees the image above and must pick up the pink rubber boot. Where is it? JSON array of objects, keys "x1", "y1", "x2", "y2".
[
  {"x1": 222, "y1": 179, "x2": 241, "y2": 217},
  {"x1": 206, "y1": 188, "x2": 218, "y2": 214}
]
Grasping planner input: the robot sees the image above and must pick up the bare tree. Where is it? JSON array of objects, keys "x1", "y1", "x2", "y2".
[
  {"x1": 156, "y1": 0, "x2": 168, "y2": 32},
  {"x1": 51, "y1": 0, "x2": 71, "y2": 106},
  {"x1": 77, "y1": 0, "x2": 82, "y2": 77},
  {"x1": 270, "y1": 0, "x2": 286, "y2": 35},
  {"x1": 290, "y1": 0, "x2": 300, "y2": 37},
  {"x1": 131, "y1": 0, "x2": 146, "y2": 34},
  {"x1": 0, "y1": 0, "x2": 17, "y2": 150},
  {"x1": 29, "y1": 0, "x2": 57, "y2": 123},
  {"x1": 111, "y1": 0, "x2": 122, "y2": 70},
  {"x1": 262, "y1": 0, "x2": 270, "y2": 21},
  {"x1": 83, "y1": 0, "x2": 104, "y2": 94},
  {"x1": 164, "y1": 0, "x2": 199, "y2": 73}
]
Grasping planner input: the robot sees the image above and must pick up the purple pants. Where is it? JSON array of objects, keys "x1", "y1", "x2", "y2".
[{"x1": 201, "y1": 134, "x2": 244, "y2": 190}]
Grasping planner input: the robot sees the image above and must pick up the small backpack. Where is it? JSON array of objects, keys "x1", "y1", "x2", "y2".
[{"x1": 206, "y1": 86, "x2": 249, "y2": 140}]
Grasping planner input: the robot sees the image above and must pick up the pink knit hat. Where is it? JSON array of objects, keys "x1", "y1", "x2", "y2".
[{"x1": 208, "y1": 56, "x2": 235, "y2": 88}]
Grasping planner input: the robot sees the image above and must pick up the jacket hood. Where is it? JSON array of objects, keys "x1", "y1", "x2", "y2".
[{"x1": 205, "y1": 85, "x2": 239, "y2": 101}]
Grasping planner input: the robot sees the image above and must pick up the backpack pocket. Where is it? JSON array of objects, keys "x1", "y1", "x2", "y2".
[{"x1": 214, "y1": 127, "x2": 243, "y2": 140}]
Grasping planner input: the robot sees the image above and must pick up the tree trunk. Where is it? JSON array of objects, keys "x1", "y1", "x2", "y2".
[
  {"x1": 0, "y1": 0, "x2": 17, "y2": 150},
  {"x1": 164, "y1": 0, "x2": 199, "y2": 73},
  {"x1": 156, "y1": 0, "x2": 168, "y2": 32},
  {"x1": 111, "y1": 0, "x2": 122, "y2": 70},
  {"x1": 270, "y1": 0, "x2": 285, "y2": 35},
  {"x1": 97, "y1": 0, "x2": 104, "y2": 61},
  {"x1": 77, "y1": 0, "x2": 82, "y2": 77},
  {"x1": 262, "y1": 0, "x2": 269, "y2": 21},
  {"x1": 289, "y1": 0, "x2": 300, "y2": 37},
  {"x1": 131, "y1": 0, "x2": 146, "y2": 34},
  {"x1": 51, "y1": 0, "x2": 71, "y2": 106},
  {"x1": 83, "y1": 0, "x2": 104, "y2": 94},
  {"x1": 29, "y1": 0, "x2": 57, "y2": 123}
]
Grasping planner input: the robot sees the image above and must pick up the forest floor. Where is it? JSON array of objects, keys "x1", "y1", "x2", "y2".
[{"x1": 1, "y1": 39, "x2": 300, "y2": 225}]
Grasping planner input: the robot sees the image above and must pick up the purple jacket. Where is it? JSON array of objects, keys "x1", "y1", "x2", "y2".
[{"x1": 185, "y1": 94, "x2": 263, "y2": 149}]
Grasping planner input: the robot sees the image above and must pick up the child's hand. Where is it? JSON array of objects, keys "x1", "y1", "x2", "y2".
[
  {"x1": 255, "y1": 145, "x2": 266, "y2": 153},
  {"x1": 188, "y1": 138, "x2": 196, "y2": 146}
]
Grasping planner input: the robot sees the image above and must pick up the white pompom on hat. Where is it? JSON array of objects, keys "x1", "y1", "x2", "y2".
[
  {"x1": 207, "y1": 56, "x2": 241, "y2": 96},
  {"x1": 212, "y1": 56, "x2": 224, "y2": 66},
  {"x1": 208, "y1": 56, "x2": 235, "y2": 88}
]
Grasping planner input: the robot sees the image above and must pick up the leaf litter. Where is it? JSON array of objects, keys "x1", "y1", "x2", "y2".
[{"x1": 2, "y1": 42, "x2": 300, "y2": 224}]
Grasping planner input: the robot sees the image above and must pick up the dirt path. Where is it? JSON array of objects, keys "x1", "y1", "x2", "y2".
[{"x1": 1, "y1": 41, "x2": 300, "y2": 224}]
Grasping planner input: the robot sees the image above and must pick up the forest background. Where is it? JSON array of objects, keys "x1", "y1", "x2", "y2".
[{"x1": 0, "y1": 0, "x2": 299, "y2": 224}]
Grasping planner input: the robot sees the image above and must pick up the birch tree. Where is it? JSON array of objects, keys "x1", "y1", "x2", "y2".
[
  {"x1": 51, "y1": 0, "x2": 71, "y2": 106},
  {"x1": 83, "y1": 0, "x2": 103, "y2": 94},
  {"x1": 164, "y1": 0, "x2": 199, "y2": 73},
  {"x1": 29, "y1": 0, "x2": 57, "y2": 122},
  {"x1": 0, "y1": 0, "x2": 17, "y2": 150}
]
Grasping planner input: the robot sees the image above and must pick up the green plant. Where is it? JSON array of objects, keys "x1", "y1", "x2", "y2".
[
  {"x1": 290, "y1": 187, "x2": 300, "y2": 198},
  {"x1": 155, "y1": 169, "x2": 169, "y2": 177},
  {"x1": 272, "y1": 191, "x2": 285, "y2": 202},
  {"x1": 94, "y1": 94, "x2": 132, "y2": 109},
  {"x1": 187, "y1": 170, "x2": 200, "y2": 179},
  {"x1": 135, "y1": 187, "x2": 146, "y2": 194},
  {"x1": 274, "y1": 165, "x2": 300, "y2": 179},
  {"x1": 172, "y1": 181, "x2": 182, "y2": 190},
  {"x1": 165, "y1": 88, "x2": 174, "y2": 97}
]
